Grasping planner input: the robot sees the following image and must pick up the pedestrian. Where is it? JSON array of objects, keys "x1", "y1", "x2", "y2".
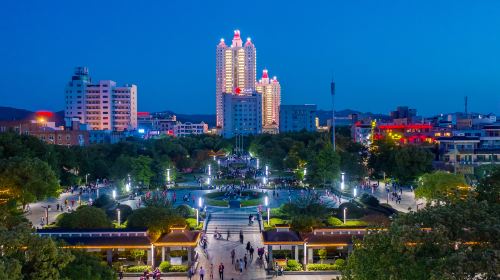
[
  {"x1": 218, "y1": 263, "x2": 224, "y2": 280},
  {"x1": 199, "y1": 266, "x2": 205, "y2": 280},
  {"x1": 210, "y1": 263, "x2": 214, "y2": 280},
  {"x1": 249, "y1": 246, "x2": 254, "y2": 259},
  {"x1": 56, "y1": 203, "x2": 60, "y2": 211},
  {"x1": 235, "y1": 259, "x2": 239, "y2": 271},
  {"x1": 239, "y1": 259, "x2": 244, "y2": 274},
  {"x1": 246, "y1": 241, "x2": 251, "y2": 254},
  {"x1": 244, "y1": 255, "x2": 248, "y2": 269},
  {"x1": 227, "y1": 229, "x2": 230, "y2": 240},
  {"x1": 118, "y1": 270, "x2": 123, "y2": 279},
  {"x1": 188, "y1": 266, "x2": 194, "y2": 280},
  {"x1": 239, "y1": 230, "x2": 243, "y2": 244},
  {"x1": 231, "y1": 249, "x2": 235, "y2": 264}
]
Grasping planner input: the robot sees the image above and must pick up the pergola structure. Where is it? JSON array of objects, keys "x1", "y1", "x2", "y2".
[
  {"x1": 37, "y1": 226, "x2": 201, "y2": 268},
  {"x1": 37, "y1": 228, "x2": 153, "y2": 265},
  {"x1": 262, "y1": 225, "x2": 367, "y2": 268},
  {"x1": 154, "y1": 225, "x2": 201, "y2": 265}
]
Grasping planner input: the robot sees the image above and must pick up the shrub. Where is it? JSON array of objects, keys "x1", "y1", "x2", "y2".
[
  {"x1": 359, "y1": 193, "x2": 380, "y2": 207},
  {"x1": 337, "y1": 202, "x2": 365, "y2": 219},
  {"x1": 159, "y1": 261, "x2": 171, "y2": 272},
  {"x1": 176, "y1": 205, "x2": 194, "y2": 218},
  {"x1": 306, "y1": 263, "x2": 337, "y2": 271},
  {"x1": 124, "y1": 265, "x2": 151, "y2": 273},
  {"x1": 93, "y1": 194, "x2": 113, "y2": 208},
  {"x1": 186, "y1": 218, "x2": 203, "y2": 230},
  {"x1": 56, "y1": 205, "x2": 112, "y2": 229},
  {"x1": 168, "y1": 265, "x2": 189, "y2": 272},
  {"x1": 318, "y1": 249, "x2": 327, "y2": 263},
  {"x1": 106, "y1": 204, "x2": 133, "y2": 222},
  {"x1": 327, "y1": 217, "x2": 343, "y2": 226},
  {"x1": 334, "y1": 258, "x2": 346, "y2": 269},
  {"x1": 285, "y1": 259, "x2": 303, "y2": 271}
]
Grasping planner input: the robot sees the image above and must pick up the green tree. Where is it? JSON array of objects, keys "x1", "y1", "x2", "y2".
[
  {"x1": 475, "y1": 166, "x2": 500, "y2": 204},
  {"x1": 314, "y1": 144, "x2": 340, "y2": 184},
  {"x1": 130, "y1": 155, "x2": 154, "y2": 187},
  {"x1": 343, "y1": 195, "x2": 500, "y2": 279},
  {"x1": 60, "y1": 250, "x2": 116, "y2": 280},
  {"x1": 415, "y1": 171, "x2": 468, "y2": 202},
  {"x1": 22, "y1": 236, "x2": 74, "y2": 280},
  {"x1": 391, "y1": 145, "x2": 433, "y2": 184},
  {"x1": 57, "y1": 206, "x2": 112, "y2": 229},
  {"x1": 0, "y1": 157, "x2": 59, "y2": 208},
  {"x1": 127, "y1": 206, "x2": 185, "y2": 241}
]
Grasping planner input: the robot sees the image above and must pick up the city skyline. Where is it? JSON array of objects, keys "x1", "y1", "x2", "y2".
[{"x1": 1, "y1": 0, "x2": 500, "y2": 115}]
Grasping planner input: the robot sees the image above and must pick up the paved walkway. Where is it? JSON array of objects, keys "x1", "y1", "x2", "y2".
[{"x1": 196, "y1": 209, "x2": 267, "y2": 280}]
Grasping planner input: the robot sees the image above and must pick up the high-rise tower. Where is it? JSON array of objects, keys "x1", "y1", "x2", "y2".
[
  {"x1": 256, "y1": 69, "x2": 281, "y2": 133},
  {"x1": 216, "y1": 30, "x2": 256, "y2": 128}
]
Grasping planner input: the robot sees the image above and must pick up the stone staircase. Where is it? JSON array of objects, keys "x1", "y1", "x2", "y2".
[{"x1": 206, "y1": 211, "x2": 260, "y2": 234}]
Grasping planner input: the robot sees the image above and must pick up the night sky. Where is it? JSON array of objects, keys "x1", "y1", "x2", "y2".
[{"x1": 1, "y1": 0, "x2": 499, "y2": 116}]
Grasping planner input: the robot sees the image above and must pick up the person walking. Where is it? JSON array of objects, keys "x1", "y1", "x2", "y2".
[
  {"x1": 244, "y1": 254, "x2": 248, "y2": 269},
  {"x1": 188, "y1": 266, "x2": 194, "y2": 280},
  {"x1": 249, "y1": 246, "x2": 254, "y2": 259},
  {"x1": 199, "y1": 266, "x2": 205, "y2": 280},
  {"x1": 230, "y1": 249, "x2": 235, "y2": 264},
  {"x1": 235, "y1": 259, "x2": 239, "y2": 271},
  {"x1": 210, "y1": 263, "x2": 214, "y2": 280},
  {"x1": 239, "y1": 230, "x2": 243, "y2": 244},
  {"x1": 218, "y1": 263, "x2": 224, "y2": 280},
  {"x1": 227, "y1": 229, "x2": 230, "y2": 240},
  {"x1": 239, "y1": 258, "x2": 244, "y2": 274},
  {"x1": 246, "y1": 241, "x2": 251, "y2": 254}
]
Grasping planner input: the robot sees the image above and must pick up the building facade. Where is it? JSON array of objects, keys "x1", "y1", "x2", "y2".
[
  {"x1": 216, "y1": 30, "x2": 257, "y2": 128},
  {"x1": 279, "y1": 105, "x2": 317, "y2": 133},
  {"x1": 64, "y1": 67, "x2": 137, "y2": 131},
  {"x1": 256, "y1": 69, "x2": 281, "y2": 133},
  {"x1": 222, "y1": 93, "x2": 262, "y2": 138},
  {"x1": 173, "y1": 122, "x2": 208, "y2": 137},
  {"x1": 0, "y1": 119, "x2": 88, "y2": 146}
]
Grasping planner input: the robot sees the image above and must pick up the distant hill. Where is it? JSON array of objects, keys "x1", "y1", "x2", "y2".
[
  {"x1": 0, "y1": 106, "x2": 64, "y2": 126},
  {"x1": 0, "y1": 106, "x2": 396, "y2": 128},
  {"x1": 157, "y1": 110, "x2": 216, "y2": 127}
]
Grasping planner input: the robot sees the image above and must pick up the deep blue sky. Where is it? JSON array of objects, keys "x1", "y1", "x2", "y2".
[{"x1": 1, "y1": 0, "x2": 499, "y2": 116}]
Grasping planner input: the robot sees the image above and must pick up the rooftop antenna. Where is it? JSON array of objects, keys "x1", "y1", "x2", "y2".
[
  {"x1": 464, "y1": 96, "x2": 468, "y2": 117},
  {"x1": 331, "y1": 76, "x2": 336, "y2": 151}
]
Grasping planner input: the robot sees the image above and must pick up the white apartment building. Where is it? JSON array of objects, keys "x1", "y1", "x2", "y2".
[
  {"x1": 256, "y1": 69, "x2": 281, "y2": 133},
  {"x1": 64, "y1": 67, "x2": 137, "y2": 131},
  {"x1": 222, "y1": 93, "x2": 262, "y2": 138},
  {"x1": 173, "y1": 122, "x2": 208, "y2": 137},
  {"x1": 216, "y1": 30, "x2": 256, "y2": 128}
]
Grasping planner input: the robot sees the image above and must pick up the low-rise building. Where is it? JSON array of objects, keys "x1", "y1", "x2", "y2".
[
  {"x1": 173, "y1": 122, "x2": 208, "y2": 137},
  {"x1": 0, "y1": 119, "x2": 88, "y2": 146},
  {"x1": 279, "y1": 104, "x2": 317, "y2": 133}
]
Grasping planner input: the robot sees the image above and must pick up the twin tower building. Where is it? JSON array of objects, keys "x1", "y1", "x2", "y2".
[{"x1": 216, "y1": 30, "x2": 281, "y2": 138}]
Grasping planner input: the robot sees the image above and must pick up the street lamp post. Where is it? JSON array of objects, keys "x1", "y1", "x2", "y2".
[
  {"x1": 343, "y1": 208, "x2": 347, "y2": 224},
  {"x1": 353, "y1": 187, "x2": 357, "y2": 198},
  {"x1": 331, "y1": 80, "x2": 336, "y2": 151},
  {"x1": 341, "y1": 172, "x2": 345, "y2": 191},
  {"x1": 256, "y1": 158, "x2": 260, "y2": 170},
  {"x1": 196, "y1": 197, "x2": 203, "y2": 226},
  {"x1": 126, "y1": 174, "x2": 131, "y2": 192},
  {"x1": 112, "y1": 189, "x2": 117, "y2": 200},
  {"x1": 265, "y1": 196, "x2": 270, "y2": 225},
  {"x1": 42, "y1": 206, "x2": 49, "y2": 225},
  {"x1": 166, "y1": 168, "x2": 171, "y2": 185},
  {"x1": 117, "y1": 209, "x2": 121, "y2": 226},
  {"x1": 208, "y1": 164, "x2": 211, "y2": 177}
]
